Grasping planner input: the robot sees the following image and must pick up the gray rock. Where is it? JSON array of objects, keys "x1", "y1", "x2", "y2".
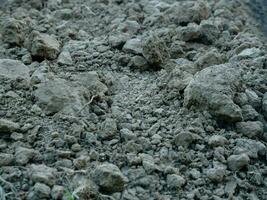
[
  {"x1": 179, "y1": 23, "x2": 201, "y2": 42},
  {"x1": 184, "y1": 64, "x2": 243, "y2": 122},
  {"x1": 117, "y1": 20, "x2": 140, "y2": 36},
  {"x1": 1, "y1": 18, "x2": 25, "y2": 46},
  {"x1": 241, "y1": 105, "x2": 259, "y2": 121},
  {"x1": 0, "y1": 59, "x2": 30, "y2": 81},
  {"x1": 25, "y1": 31, "x2": 60, "y2": 60},
  {"x1": 142, "y1": 35, "x2": 169, "y2": 66},
  {"x1": 199, "y1": 20, "x2": 220, "y2": 44},
  {"x1": 0, "y1": 153, "x2": 14, "y2": 166},
  {"x1": 109, "y1": 33, "x2": 129, "y2": 48},
  {"x1": 27, "y1": 183, "x2": 51, "y2": 200},
  {"x1": 235, "y1": 139, "x2": 266, "y2": 159},
  {"x1": 236, "y1": 48, "x2": 263, "y2": 60},
  {"x1": 99, "y1": 118, "x2": 118, "y2": 140},
  {"x1": 167, "y1": 174, "x2": 186, "y2": 190},
  {"x1": 57, "y1": 51, "x2": 73, "y2": 65},
  {"x1": 123, "y1": 38, "x2": 142, "y2": 54},
  {"x1": 0, "y1": 118, "x2": 20, "y2": 134},
  {"x1": 165, "y1": 1, "x2": 209, "y2": 25},
  {"x1": 51, "y1": 185, "x2": 64, "y2": 200},
  {"x1": 206, "y1": 167, "x2": 225, "y2": 182},
  {"x1": 29, "y1": 164, "x2": 57, "y2": 186},
  {"x1": 167, "y1": 65, "x2": 193, "y2": 92},
  {"x1": 208, "y1": 135, "x2": 228, "y2": 147},
  {"x1": 227, "y1": 154, "x2": 250, "y2": 171},
  {"x1": 263, "y1": 92, "x2": 267, "y2": 119},
  {"x1": 196, "y1": 49, "x2": 223, "y2": 70},
  {"x1": 245, "y1": 89, "x2": 261, "y2": 109},
  {"x1": 73, "y1": 179, "x2": 99, "y2": 199},
  {"x1": 93, "y1": 163, "x2": 127, "y2": 193},
  {"x1": 15, "y1": 147, "x2": 37, "y2": 165},
  {"x1": 173, "y1": 131, "x2": 197, "y2": 148},
  {"x1": 74, "y1": 71, "x2": 108, "y2": 96},
  {"x1": 129, "y1": 56, "x2": 149, "y2": 71},
  {"x1": 236, "y1": 121, "x2": 264, "y2": 138},
  {"x1": 33, "y1": 78, "x2": 85, "y2": 115}
]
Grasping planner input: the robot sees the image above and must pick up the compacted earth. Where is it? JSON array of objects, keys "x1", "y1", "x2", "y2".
[{"x1": 0, "y1": 0, "x2": 266, "y2": 199}]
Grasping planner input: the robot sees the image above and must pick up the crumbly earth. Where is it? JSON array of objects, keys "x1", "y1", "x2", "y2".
[{"x1": 0, "y1": 0, "x2": 266, "y2": 200}]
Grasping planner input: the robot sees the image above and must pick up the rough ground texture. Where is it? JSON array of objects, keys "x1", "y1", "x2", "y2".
[{"x1": 0, "y1": 0, "x2": 266, "y2": 200}]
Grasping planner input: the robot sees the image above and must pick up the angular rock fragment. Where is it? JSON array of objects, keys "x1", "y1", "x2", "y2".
[
  {"x1": 263, "y1": 92, "x2": 267, "y2": 119},
  {"x1": 0, "y1": 59, "x2": 30, "y2": 82},
  {"x1": 142, "y1": 35, "x2": 169, "y2": 66},
  {"x1": 27, "y1": 183, "x2": 51, "y2": 200},
  {"x1": 236, "y1": 121, "x2": 264, "y2": 138},
  {"x1": 33, "y1": 78, "x2": 85, "y2": 115},
  {"x1": 0, "y1": 153, "x2": 14, "y2": 166},
  {"x1": 227, "y1": 154, "x2": 250, "y2": 171},
  {"x1": 93, "y1": 163, "x2": 127, "y2": 193},
  {"x1": 99, "y1": 118, "x2": 117, "y2": 140},
  {"x1": 123, "y1": 38, "x2": 142, "y2": 54},
  {"x1": 208, "y1": 135, "x2": 228, "y2": 147},
  {"x1": 57, "y1": 51, "x2": 73, "y2": 65},
  {"x1": 15, "y1": 147, "x2": 38, "y2": 165},
  {"x1": 206, "y1": 167, "x2": 226, "y2": 182},
  {"x1": 25, "y1": 31, "x2": 60, "y2": 60},
  {"x1": 167, "y1": 174, "x2": 186, "y2": 190},
  {"x1": 165, "y1": 1, "x2": 210, "y2": 25},
  {"x1": 1, "y1": 18, "x2": 25, "y2": 46},
  {"x1": 29, "y1": 164, "x2": 57, "y2": 186},
  {"x1": 234, "y1": 139, "x2": 266, "y2": 159},
  {"x1": 0, "y1": 118, "x2": 20, "y2": 134},
  {"x1": 184, "y1": 64, "x2": 243, "y2": 122}
]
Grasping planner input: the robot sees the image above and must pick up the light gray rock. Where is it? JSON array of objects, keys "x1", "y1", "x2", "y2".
[
  {"x1": 0, "y1": 118, "x2": 20, "y2": 134},
  {"x1": 51, "y1": 185, "x2": 64, "y2": 200},
  {"x1": 173, "y1": 131, "x2": 198, "y2": 148},
  {"x1": 179, "y1": 23, "x2": 201, "y2": 42},
  {"x1": 167, "y1": 174, "x2": 186, "y2": 190},
  {"x1": 208, "y1": 135, "x2": 228, "y2": 147},
  {"x1": 0, "y1": 59, "x2": 29, "y2": 81},
  {"x1": 245, "y1": 89, "x2": 261, "y2": 109},
  {"x1": 206, "y1": 167, "x2": 225, "y2": 182},
  {"x1": 236, "y1": 48, "x2": 263, "y2": 60},
  {"x1": 184, "y1": 63, "x2": 243, "y2": 122},
  {"x1": 15, "y1": 147, "x2": 37, "y2": 165},
  {"x1": 33, "y1": 78, "x2": 85, "y2": 115},
  {"x1": 227, "y1": 154, "x2": 250, "y2": 171},
  {"x1": 25, "y1": 31, "x2": 60, "y2": 60},
  {"x1": 199, "y1": 20, "x2": 220, "y2": 44},
  {"x1": 27, "y1": 183, "x2": 51, "y2": 200},
  {"x1": 167, "y1": 65, "x2": 193, "y2": 92},
  {"x1": 165, "y1": 1, "x2": 210, "y2": 25},
  {"x1": 29, "y1": 164, "x2": 57, "y2": 186},
  {"x1": 57, "y1": 51, "x2": 73, "y2": 65},
  {"x1": 93, "y1": 163, "x2": 127, "y2": 193},
  {"x1": 142, "y1": 35, "x2": 169, "y2": 66},
  {"x1": 196, "y1": 49, "x2": 223, "y2": 69},
  {"x1": 263, "y1": 92, "x2": 267, "y2": 119},
  {"x1": 235, "y1": 139, "x2": 266, "y2": 159},
  {"x1": 1, "y1": 18, "x2": 25, "y2": 46},
  {"x1": 236, "y1": 121, "x2": 264, "y2": 138},
  {"x1": 99, "y1": 118, "x2": 118, "y2": 140},
  {"x1": 129, "y1": 56, "x2": 149, "y2": 71},
  {"x1": 74, "y1": 71, "x2": 108, "y2": 96},
  {"x1": 241, "y1": 105, "x2": 259, "y2": 121},
  {"x1": 0, "y1": 153, "x2": 14, "y2": 166},
  {"x1": 123, "y1": 38, "x2": 142, "y2": 54}
]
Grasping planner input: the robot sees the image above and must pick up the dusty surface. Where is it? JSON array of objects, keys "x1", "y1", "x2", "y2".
[{"x1": 0, "y1": 0, "x2": 266, "y2": 200}]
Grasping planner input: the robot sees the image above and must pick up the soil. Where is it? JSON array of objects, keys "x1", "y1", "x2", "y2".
[{"x1": 0, "y1": 0, "x2": 266, "y2": 200}]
